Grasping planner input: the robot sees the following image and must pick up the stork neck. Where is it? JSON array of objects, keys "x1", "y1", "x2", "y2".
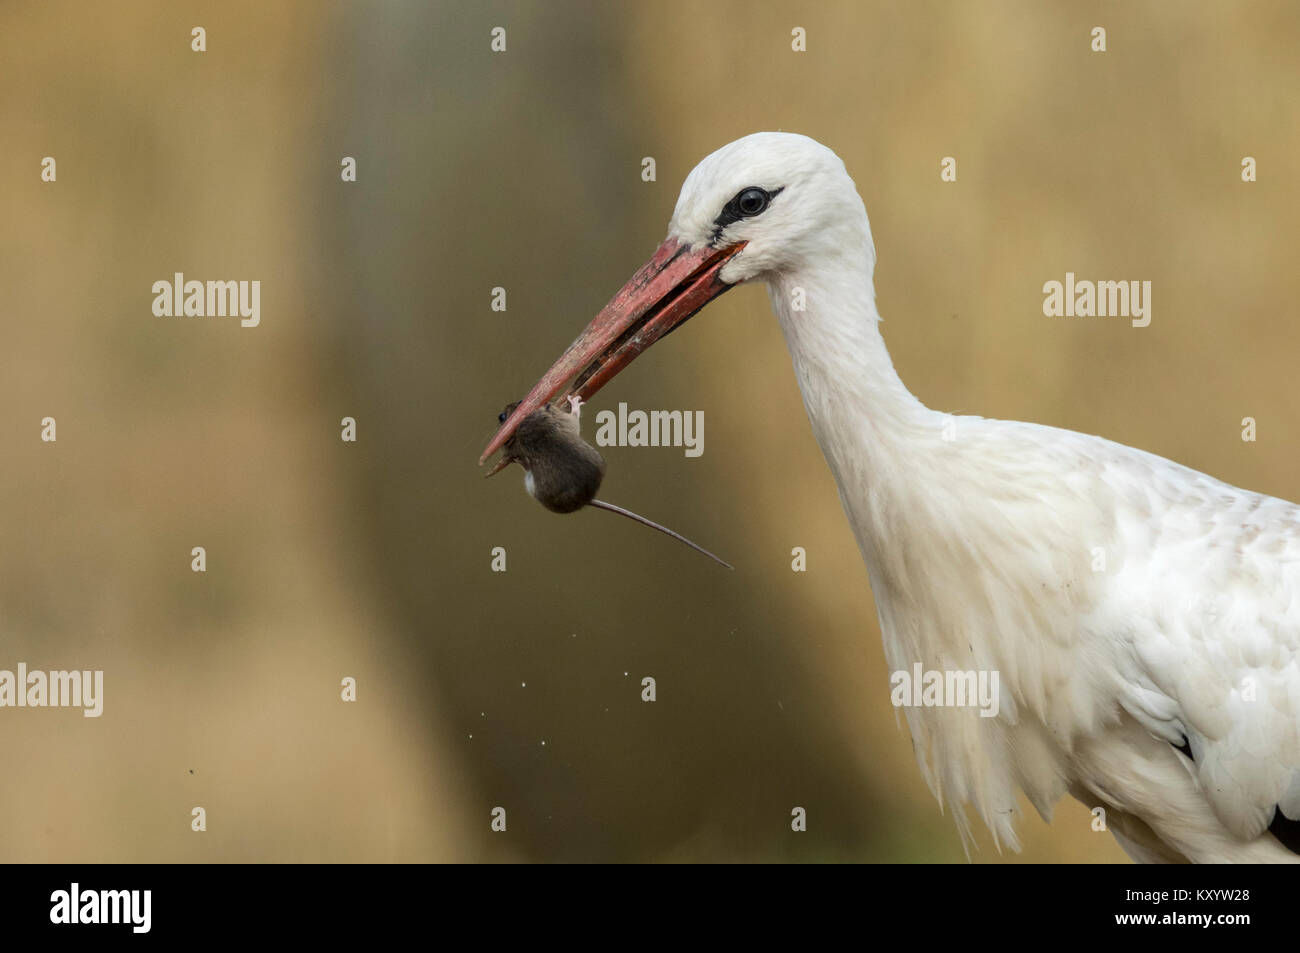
[{"x1": 767, "y1": 261, "x2": 936, "y2": 477}]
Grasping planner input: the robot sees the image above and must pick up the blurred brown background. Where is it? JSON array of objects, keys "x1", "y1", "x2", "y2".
[{"x1": 1, "y1": 1, "x2": 1296, "y2": 862}]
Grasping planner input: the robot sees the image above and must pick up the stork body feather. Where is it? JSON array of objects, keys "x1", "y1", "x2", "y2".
[{"x1": 671, "y1": 133, "x2": 1300, "y2": 862}]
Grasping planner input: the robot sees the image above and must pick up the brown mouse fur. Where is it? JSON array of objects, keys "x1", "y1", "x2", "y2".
[
  {"x1": 496, "y1": 399, "x2": 605, "y2": 513},
  {"x1": 488, "y1": 398, "x2": 733, "y2": 569}
]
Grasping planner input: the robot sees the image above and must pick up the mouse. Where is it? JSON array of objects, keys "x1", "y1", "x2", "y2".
[{"x1": 487, "y1": 396, "x2": 733, "y2": 569}]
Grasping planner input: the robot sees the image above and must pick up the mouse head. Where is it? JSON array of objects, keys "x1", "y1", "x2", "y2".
[
  {"x1": 498, "y1": 401, "x2": 521, "y2": 426},
  {"x1": 488, "y1": 400, "x2": 572, "y2": 476},
  {"x1": 486, "y1": 402, "x2": 525, "y2": 476}
]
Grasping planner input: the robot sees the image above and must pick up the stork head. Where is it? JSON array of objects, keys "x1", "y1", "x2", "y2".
[
  {"x1": 481, "y1": 132, "x2": 872, "y2": 464},
  {"x1": 667, "y1": 131, "x2": 873, "y2": 284}
]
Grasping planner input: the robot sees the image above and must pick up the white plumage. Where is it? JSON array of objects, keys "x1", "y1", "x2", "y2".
[{"x1": 667, "y1": 133, "x2": 1300, "y2": 862}]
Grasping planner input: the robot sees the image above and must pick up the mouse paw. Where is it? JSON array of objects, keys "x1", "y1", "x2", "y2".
[{"x1": 565, "y1": 394, "x2": 584, "y2": 418}]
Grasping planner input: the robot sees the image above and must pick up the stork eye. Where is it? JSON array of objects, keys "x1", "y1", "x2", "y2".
[
  {"x1": 735, "y1": 187, "x2": 770, "y2": 216},
  {"x1": 710, "y1": 185, "x2": 783, "y2": 245}
]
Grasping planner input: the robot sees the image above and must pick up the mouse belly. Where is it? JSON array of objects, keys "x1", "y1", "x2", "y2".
[{"x1": 525, "y1": 468, "x2": 597, "y2": 514}]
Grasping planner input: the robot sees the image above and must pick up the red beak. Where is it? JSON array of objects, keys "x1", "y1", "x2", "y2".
[{"x1": 480, "y1": 236, "x2": 745, "y2": 464}]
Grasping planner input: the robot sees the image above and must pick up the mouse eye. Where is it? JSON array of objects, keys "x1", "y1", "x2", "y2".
[
  {"x1": 498, "y1": 411, "x2": 507, "y2": 423},
  {"x1": 735, "y1": 187, "x2": 771, "y2": 217}
]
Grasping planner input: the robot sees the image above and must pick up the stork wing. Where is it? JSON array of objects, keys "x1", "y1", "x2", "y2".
[{"x1": 1100, "y1": 448, "x2": 1300, "y2": 851}]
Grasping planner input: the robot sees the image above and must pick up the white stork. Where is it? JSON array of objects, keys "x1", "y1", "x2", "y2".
[{"x1": 483, "y1": 132, "x2": 1300, "y2": 863}]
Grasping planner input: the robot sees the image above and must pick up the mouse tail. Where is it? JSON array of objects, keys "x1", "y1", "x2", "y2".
[{"x1": 589, "y1": 499, "x2": 734, "y2": 570}]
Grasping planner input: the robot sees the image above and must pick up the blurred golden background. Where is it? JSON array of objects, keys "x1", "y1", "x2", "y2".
[{"x1": 1, "y1": 1, "x2": 1296, "y2": 862}]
